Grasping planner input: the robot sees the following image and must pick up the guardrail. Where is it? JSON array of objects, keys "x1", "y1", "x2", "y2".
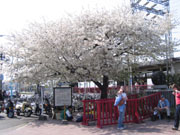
[{"x1": 82, "y1": 92, "x2": 161, "y2": 128}]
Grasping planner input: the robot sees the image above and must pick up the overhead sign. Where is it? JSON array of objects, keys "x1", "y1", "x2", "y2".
[{"x1": 53, "y1": 87, "x2": 72, "y2": 107}]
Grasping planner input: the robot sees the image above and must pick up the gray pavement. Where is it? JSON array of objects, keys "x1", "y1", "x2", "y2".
[
  {"x1": 1, "y1": 118, "x2": 180, "y2": 135},
  {"x1": 0, "y1": 112, "x2": 38, "y2": 131}
]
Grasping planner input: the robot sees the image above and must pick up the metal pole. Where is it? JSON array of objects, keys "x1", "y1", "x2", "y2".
[
  {"x1": 165, "y1": 33, "x2": 169, "y2": 86},
  {"x1": 10, "y1": 56, "x2": 14, "y2": 99},
  {"x1": 84, "y1": 80, "x2": 86, "y2": 99},
  {"x1": 10, "y1": 82, "x2": 13, "y2": 99},
  {"x1": 41, "y1": 86, "x2": 44, "y2": 115}
]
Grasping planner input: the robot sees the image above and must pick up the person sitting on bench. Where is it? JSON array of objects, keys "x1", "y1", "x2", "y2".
[{"x1": 154, "y1": 95, "x2": 170, "y2": 121}]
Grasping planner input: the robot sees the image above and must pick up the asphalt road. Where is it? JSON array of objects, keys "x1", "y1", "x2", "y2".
[{"x1": 0, "y1": 112, "x2": 38, "y2": 131}]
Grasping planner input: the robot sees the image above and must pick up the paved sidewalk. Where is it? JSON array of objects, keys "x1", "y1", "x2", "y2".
[{"x1": 2, "y1": 119, "x2": 180, "y2": 135}]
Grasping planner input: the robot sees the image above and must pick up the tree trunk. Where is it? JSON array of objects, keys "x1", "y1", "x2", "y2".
[{"x1": 93, "y1": 75, "x2": 109, "y2": 99}]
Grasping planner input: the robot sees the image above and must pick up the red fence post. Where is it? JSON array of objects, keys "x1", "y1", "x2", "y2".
[
  {"x1": 109, "y1": 101, "x2": 113, "y2": 124},
  {"x1": 134, "y1": 99, "x2": 141, "y2": 123},
  {"x1": 96, "y1": 101, "x2": 102, "y2": 128},
  {"x1": 82, "y1": 100, "x2": 87, "y2": 125}
]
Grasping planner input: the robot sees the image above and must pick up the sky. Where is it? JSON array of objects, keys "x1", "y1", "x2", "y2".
[
  {"x1": 0, "y1": 0, "x2": 179, "y2": 55},
  {"x1": 0, "y1": 0, "x2": 127, "y2": 34}
]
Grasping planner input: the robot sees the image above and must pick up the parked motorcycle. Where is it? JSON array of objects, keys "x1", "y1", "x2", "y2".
[
  {"x1": 7, "y1": 107, "x2": 14, "y2": 118},
  {"x1": 44, "y1": 103, "x2": 51, "y2": 114},
  {"x1": 44, "y1": 98, "x2": 52, "y2": 117},
  {"x1": 5, "y1": 99, "x2": 14, "y2": 118},
  {"x1": 16, "y1": 102, "x2": 32, "y2": 117},
  {"x1": 31, "y1": 102, "x2": 41, "y2": 116}
]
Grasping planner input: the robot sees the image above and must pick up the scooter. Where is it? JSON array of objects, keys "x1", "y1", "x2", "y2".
[{"x1": 16, "y1": 102, "x2": 32, "y2": 117}]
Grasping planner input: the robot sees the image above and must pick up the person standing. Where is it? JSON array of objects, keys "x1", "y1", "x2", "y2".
[
  {"x1": 172, "y1": 84, "x2": 180, "y2": 130},
  {"x1": 114, "y1": 88, "x2": 126, "y2": 130}
]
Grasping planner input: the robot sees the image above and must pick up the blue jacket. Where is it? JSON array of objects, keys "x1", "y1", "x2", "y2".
[
  {"x1": 158, "y1": 99, "x2": 170, "y2": 108},
  {"x1": 114, "y1": 95, "x2": 125, "y2": 112}
]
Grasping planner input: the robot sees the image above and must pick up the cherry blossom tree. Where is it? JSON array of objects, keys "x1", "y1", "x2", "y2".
[{"x1": 5, "y1": 7, "x2": 174, "y2": 99}]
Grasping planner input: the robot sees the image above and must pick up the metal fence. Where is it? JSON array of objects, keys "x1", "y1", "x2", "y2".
[
  {"x1": 145, "y1": 89, "x2": 175, "y2": 108},
  {"x1": 82, "y1": 93, "x2": 160, "y2": 128}
]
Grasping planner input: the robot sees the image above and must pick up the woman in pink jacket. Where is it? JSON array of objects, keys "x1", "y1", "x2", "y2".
[{"x1": 172, "y1": 84, "x2": 180, "y2": 130}]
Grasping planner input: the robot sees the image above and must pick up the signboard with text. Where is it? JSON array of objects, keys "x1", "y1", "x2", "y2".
[{"x1": 53, "y1": 87, "x2": 72, "y2": 107}]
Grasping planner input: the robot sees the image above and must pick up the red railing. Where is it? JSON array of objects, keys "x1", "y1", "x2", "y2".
[
  {"x1": 82, "y1": 98, "x2": 114, "y2": 125},
  {"x1": 82, "y1": 94, "x2": 138, "y2": 126},
  {"x1": 136, "y1": 93, "x2": 160, "y2": 121},
  {"x1": 82, "y1": 99, "x2": 97, "y2": 125},
  {"x1": 82, "y1": 92, "x2": 160, "y2": 128},
  {"x1": 96, "y1": 99, "x2": 118, "y2": 128}
]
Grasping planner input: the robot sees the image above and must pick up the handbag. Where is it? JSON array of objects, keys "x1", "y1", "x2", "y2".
[{"x1": 118, "y1": 98, "x2": 125, "y2": 106}]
